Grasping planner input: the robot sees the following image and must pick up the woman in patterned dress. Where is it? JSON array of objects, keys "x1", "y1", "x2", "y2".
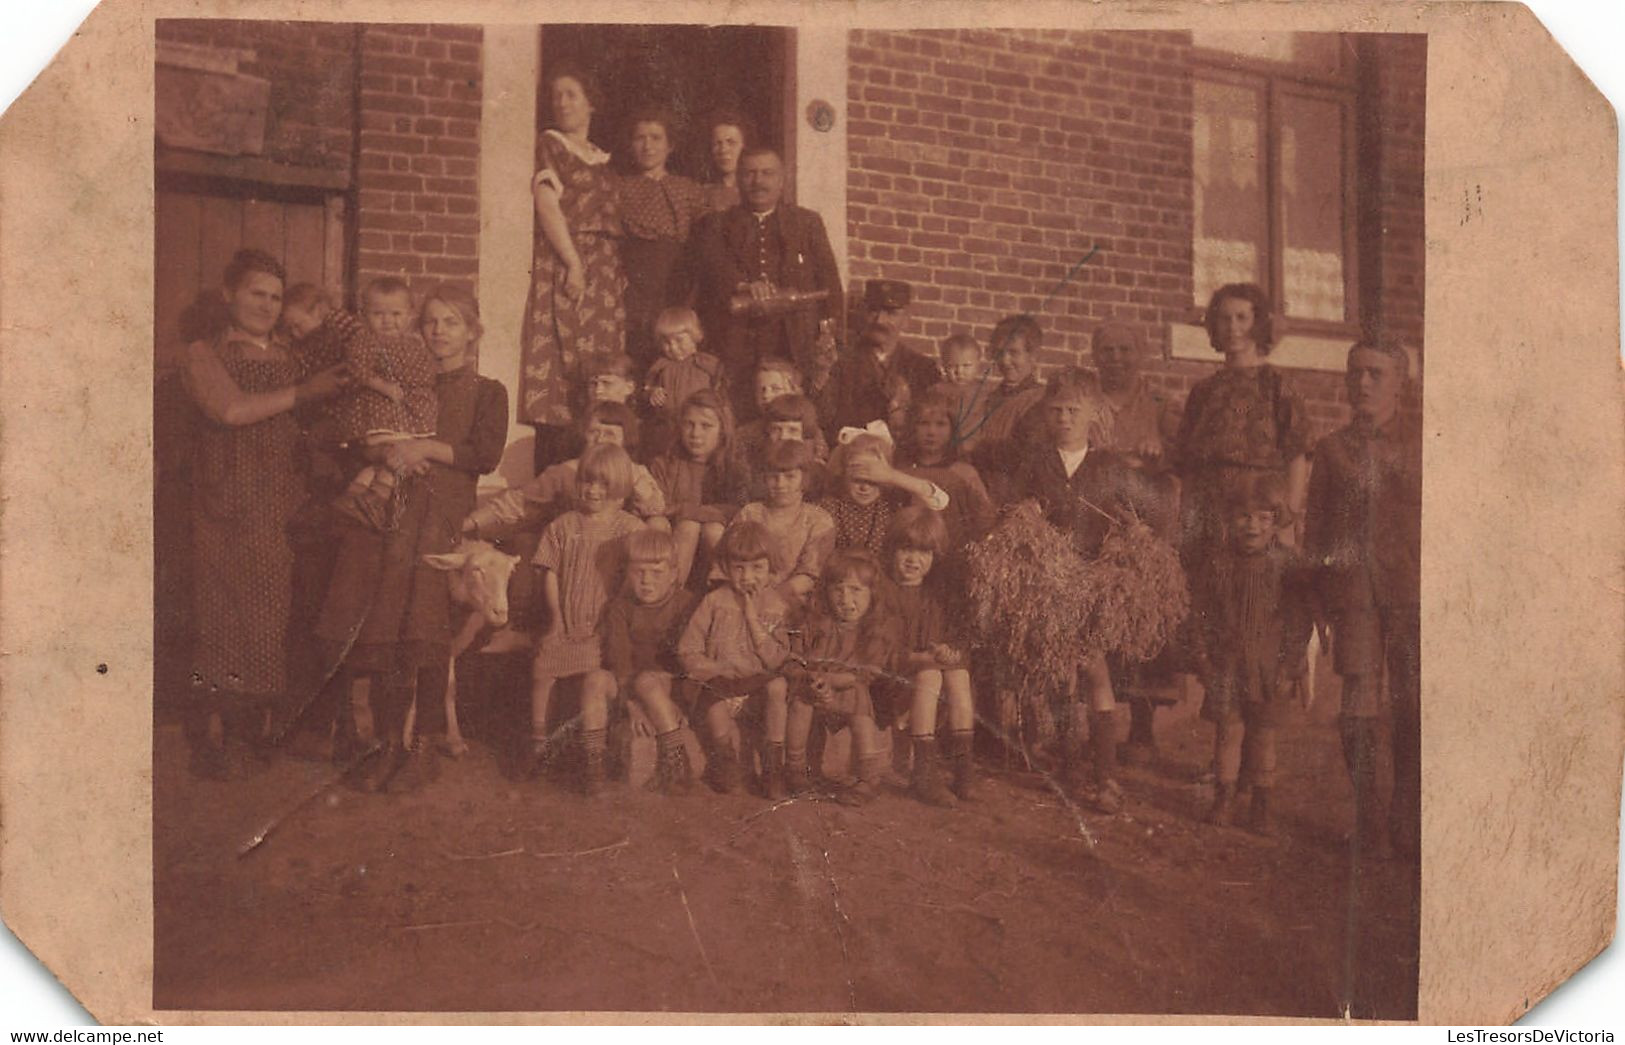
[
  {"x1": 312, "y1": 286, "x2": 509, "y2": 793},
  {"x1": 179, "y1": 248, "x2": 350, "y2": 779},
  {"x1": 1172, "y1": 281, "x2": 1313, "y2": 572},
  {"x1": 616, "y1": 106, "x2": 710, "y2": 375},
  {"x1": 520, "y1": 64, "x2": 626, "y2": 475}
]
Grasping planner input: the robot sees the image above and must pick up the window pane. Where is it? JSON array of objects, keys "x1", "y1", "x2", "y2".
[
  {"x1": 1191, "y1": 31, "x2": 1347, "y2": 73},
  {"x1": 1280, "y1": 93, "x2": 1348, "y2": 322},
  {"x1": 1193, "y1": 78, "x2": 1266, "y2": 307}
]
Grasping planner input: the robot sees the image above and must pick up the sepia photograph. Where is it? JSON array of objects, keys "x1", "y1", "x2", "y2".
[{"x1": 144, "y1": 17, "x2": 1430, "y2": 1018}]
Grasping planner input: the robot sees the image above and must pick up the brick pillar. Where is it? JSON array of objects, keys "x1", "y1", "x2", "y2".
[{"x1": 354, "y1": 24, "x2": 482, "y2": 298}]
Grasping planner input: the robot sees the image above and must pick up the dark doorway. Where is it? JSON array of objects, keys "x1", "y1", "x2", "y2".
[{"x1": 538, "y1": 25, "x2": 790, "y2": 187}]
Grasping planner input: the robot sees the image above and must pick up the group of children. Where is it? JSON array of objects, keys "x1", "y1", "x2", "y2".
[
  {"x1": 278, "y1": 280, "x2": 1415, "y2": 853},
  {"x1": 459, "y1": 303, "x2": 1018, "y2": 807}
]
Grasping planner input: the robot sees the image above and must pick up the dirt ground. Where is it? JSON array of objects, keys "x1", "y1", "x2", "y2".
[{"x1": 153, "y1": 659, "x2": 1419, "y2": 1020}]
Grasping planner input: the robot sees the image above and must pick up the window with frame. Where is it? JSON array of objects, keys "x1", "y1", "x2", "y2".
[{"x1": 1191, "y1": 32, "x2": 1359, "y2": 336}]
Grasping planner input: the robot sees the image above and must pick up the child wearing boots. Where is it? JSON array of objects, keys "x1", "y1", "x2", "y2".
[
  {"x1": 675, "y1": 520, "x2": 791, "y2": 794},
  {"x1": 885, "y1": 506, "x2": 977, "y2": 806},
  {"x1": 1012, "y1": 374, "x2": 1162, "y2": 814},
  {"x1": 1192, "y1": 472, "x2": 1315, "y2": 834},
  {"x1": 779, "y1": 549, "x2": 902, "y2": 805},
  {"x1": 601, "y1": 528, "x2": 701, "y2": 795},
  {"x1": 525, "y1": 443, "x2": 646, "y2": 794}
]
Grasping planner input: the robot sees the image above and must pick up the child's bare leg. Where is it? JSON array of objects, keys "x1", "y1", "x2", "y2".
[
  {"x1": 1241, "y1": 722, "x2": 1278, "y2": 834},
  {"x1": 784, "y1": 696, "x2": 814, "y2": 793},
  {"x1": 636, "y1": 671, "x2": 683, "y2": 734},
  {"x1": 764, "y1": 677, "x2": 788, "y2": 744},
  {"x1": 761, "y1": 678, "x2": 790, "y2": 798},
  {"x1": 697, "y1": 521, "x2": 725, "y2": 578},
  {"x1": 910, "y1": 669, "x2": 944, "y2": 735},
  {"x1": 1205, "y1": 717, "x2": 1244, "y2": 825},
  {"x1": 704, "y1": 700, "x2": 745, "y2": 793},
  {"x1": 1080, "y1": 653, "x2": 1122, "y2": 812},
  {"x1": 943, "y1": 667, "x2": 977, "y2": 800},
  {"x1": 526, "y1": 661, "x2": 558, "y2": 778},
  {"x1": 577, "y1": 669, "x2": 617, "y2": 795},
  {"x1": 672, "y1": 519, "x2": 702, "y2": 583},
  {"x1": 907, "y1": 670, "x2": 953, "y2": 806}
]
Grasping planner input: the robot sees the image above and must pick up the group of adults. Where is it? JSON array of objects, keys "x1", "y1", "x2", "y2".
[{"x1": 518, "y1": 63, "x2": 846, "y2": 466}]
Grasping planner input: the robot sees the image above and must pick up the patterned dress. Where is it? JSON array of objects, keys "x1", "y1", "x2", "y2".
[
  {"x1": 617, "y1": 171, "x2": 710, "y2": 371},
  {"x1": 1171, "y1": 363, "x2": 1312, "y2": 564},
  {"x1": 532, "y1": 508, "x2": 644, "y2": 678},
  {"x1": 295, "y1": 309, "x2": 438, "y2": 444},
  {"x1": 520, "y1": 129, "x2": 627, "y2": 426},
  {"x1": 817, "y1": 495, "x2": 895, "y2": 558},
  {"x1": 190, "y1": 334, "x2": 306, "y2": 698}
]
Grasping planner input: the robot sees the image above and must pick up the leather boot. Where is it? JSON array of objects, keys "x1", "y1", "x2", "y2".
[
  {"x1": 580, "y1": 728, "x2": 607, "y2": 797},
  {"x1": 1247, "y1": 786, "x2": 1275, "y2": 836},
  {"x1": 909, "y1": 736, "x2": 955, "y2": 808},
  {"x1": 762, "y1": 741, "x2": 787, "y2": 800},
  {"x1": 948, "y1": 729, "x2": 977, "y2": 802}
]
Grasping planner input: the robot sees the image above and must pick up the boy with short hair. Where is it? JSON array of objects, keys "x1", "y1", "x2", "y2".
[
  {"x1": 676, "y1": 520, "x2": 791, "y2": 793},
  {"x1": 602, "y1": 528, "x2": 702, "y2": 794},
  {"x1": 1304, "y1": 337, "x2": 1421, "y2": 860},
  {"x1": 1013, "y1": 375, "x2": 1162, "y2": 814}
]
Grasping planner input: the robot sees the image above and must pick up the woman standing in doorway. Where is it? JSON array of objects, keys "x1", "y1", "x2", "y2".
[
  {"x1": 519, "y1": 63, "x2": 626, "y2": 474},
  {"x1": 701, "y1": 110, "x2": 749, "y2": 213},
  {"x1": 616, "y1": 106, "x2": 710, "y2": 375}
]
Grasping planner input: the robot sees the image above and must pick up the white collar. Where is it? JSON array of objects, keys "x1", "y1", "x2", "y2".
[
  {"x1": 543, "y1": 128, "x2": 611, "y2": 166},
  {"x1": 1057, "y1": 444, "x2": 1089, "y2": 476},
  {"x1": 751, "y1": 207, "x2": 776, "y2": 221}
]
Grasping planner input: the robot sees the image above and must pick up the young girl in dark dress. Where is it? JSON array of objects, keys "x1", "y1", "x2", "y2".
[{"x1": 309, "y1": 286, "x2": 508, "y2": 793}]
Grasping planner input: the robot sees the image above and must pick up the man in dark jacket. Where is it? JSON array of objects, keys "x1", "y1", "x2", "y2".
[
  {"x1": 690, "y1": 146, "x2": 843, "y2": 415},
  {"x1": 814, "y1": 279, "x2": 942, "y2": 441}
]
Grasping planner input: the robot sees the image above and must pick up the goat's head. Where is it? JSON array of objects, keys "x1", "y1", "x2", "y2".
[{"x1": 423, "y1": 539, "x2": 522, "y2": 629}]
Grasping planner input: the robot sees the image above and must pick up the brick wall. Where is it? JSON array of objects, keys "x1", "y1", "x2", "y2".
[
  {"x1": 1368, "y1": 34, "x2": 1427, "y2": 361},
  {"x1": 354, "y1": 24, "x2": 483, "y2": 296},
  {"x1": 156, "y1": 19, "x2": 357, "y2": 174},
  {"x1": 846, "y1": 29, "x2": 1426, "y2": 440}
]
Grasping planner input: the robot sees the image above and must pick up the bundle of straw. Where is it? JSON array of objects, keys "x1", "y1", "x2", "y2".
[
  {"x1": 965, "y1": 499, "x2": 1189, "y2": 697},
  {"x1": 963, "y1": 500, "x2": 1094, "y2": 694},
  {"x1": 1078, "y1": 518, "x2": 1190, "y2": 665},
  {"x1": 968, "y1": 497, "x2": 1189, "y2": 750}
]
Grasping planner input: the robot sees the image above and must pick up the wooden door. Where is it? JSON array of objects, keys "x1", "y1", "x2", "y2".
[{"x1": 154, "y1": 186, "x2": 346, "y2": 368}]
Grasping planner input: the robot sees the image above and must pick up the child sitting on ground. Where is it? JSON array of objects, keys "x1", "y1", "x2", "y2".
[
  {"x1": 729, "y1": 438, "x2": 835, "y2": 604},
  {"x1": 282, "y1": 279, "x2": 439, "y2": 530},
  {"x1": 600, "y1": 527, "x2": 702, "y2": 795},
  {"x1": 1192, "y1": 472, "x2": 1314, "y2": 834},
  {"x1": 818, "y1": 424, "x2": 948, "y2": 558},
  {"x1": 884, "y1": 506, "x2": 977, "y2": 806},
  {"x1": 650, "y1": 389, "x2": 752, "y2": 585},
  {"x1": 463, "y1": 401, "x2": 667, "y2": 538},
  {"x1": 676, "y1": 520, "x2": 791, "y2": 794},
  {"x1": 524, "y1": 443, "x2": 646, "y2": 794},
  {"x1": 778, "y1": 549, "x2": 901, "y2": 805}
]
